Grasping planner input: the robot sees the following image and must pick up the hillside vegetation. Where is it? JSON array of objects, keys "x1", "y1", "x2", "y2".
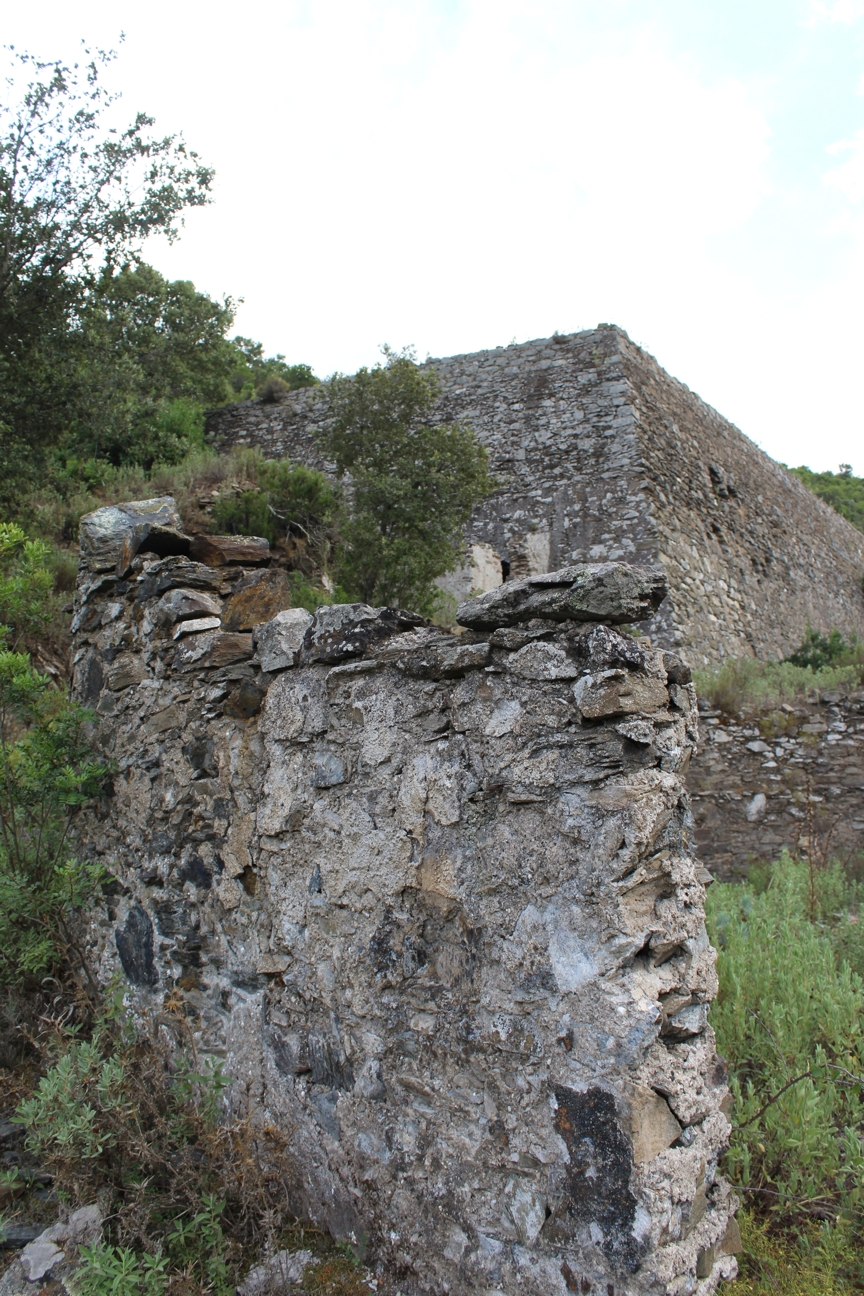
[{"x1": 791, "y1": 465, "x2": 864, "y2": 534}]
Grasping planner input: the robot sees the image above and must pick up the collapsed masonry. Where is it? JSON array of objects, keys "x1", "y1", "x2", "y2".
[
  {"x1": 206, "y1": 326, "x2": 864, "y2": 666},
  {"x1": 73, "y1": 497, "x2": 739, "y2": 1296}
]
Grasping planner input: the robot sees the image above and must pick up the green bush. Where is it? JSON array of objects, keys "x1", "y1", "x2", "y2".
[
  {"x1": 791, "y1": 465, "x2": 864, "y2": 535},
  {"x1": 706, "y1": 855, "x2": 864, "y2": 1282},
  {"x1": 321, "y1": 347, "x2": 496, "y2": 615},
  {"x1": 0, "y1": 524, "x2": 106, "y2": 986},
  {"x1": 784, "y1": 624, "x2": 862, "y2": 672},
  {"x1": 10, "y1": 994, "x2": 366, "y2": 1294}
]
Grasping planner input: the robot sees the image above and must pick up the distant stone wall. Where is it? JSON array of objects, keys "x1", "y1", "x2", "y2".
[
  {"x1": 689, "y1": 688, "x2": 864, "y2": 880},
  {"x1": 72, "y1": 499, "x2": 739, "y2": 1296},
  {"x1": 205, "y1": 327, "x2": 864, "y2": 667}
]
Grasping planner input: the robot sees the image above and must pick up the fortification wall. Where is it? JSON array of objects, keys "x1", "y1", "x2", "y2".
[
  {"x1": 205, "y1": 328, "x2": 864, "y2": 667},
  {"x1": 71, "y1": 499, "x2": 738, "y2": 1296}
]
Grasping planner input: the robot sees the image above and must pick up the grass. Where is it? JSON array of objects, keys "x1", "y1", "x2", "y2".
[
  {"x1": 706, "y1": 854, "x2": 864, "y2": 1293},
  {"x1": 693, "y1": 656, "x2": 864, "y2": 718},
  {"x1": 727, "y1": 1209, "x2": 860, "y2": 1295}
]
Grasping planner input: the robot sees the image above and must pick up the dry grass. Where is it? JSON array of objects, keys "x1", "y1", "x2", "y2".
[{"x1": 693, "y1": 656, "x2": 864, "y2": 718}]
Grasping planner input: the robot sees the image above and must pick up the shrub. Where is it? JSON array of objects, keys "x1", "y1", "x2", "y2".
[
  {"x1": 791, "y1": 464, "x2": 864, "y2": 535},
  {"x1": 0, "y1": 525, "x2": 107, "y2": 988},
  {"x1": 211, "y1": 457, "x2": 341, "y2": 581},
  {"x1": 706, "y1": 854, "x2": 864, "y2": 1287},
  {"x1": 256, "y1": 375, "x2": 290, "y2": 403},
  {"x1": 693, "y1": 656, "x2": 863, "y2": 717},
  {"x1": 784, "y1": 624, "x2": 862, "y2": 672},
  {"x1": 12, "y1": 998, "x2": 369, "y2": 1294},
  {"x1": 321, "y1": 347, "x2": 496, "y2": 615}
]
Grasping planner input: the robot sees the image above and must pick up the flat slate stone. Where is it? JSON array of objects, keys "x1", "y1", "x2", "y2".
[
  {"x1": 300, "y1": 604, "x2": 425, "y2": 665},
  {"x1": 456, "y1": 562, "x2": 667, "y2": 630},
  {"x1": 79, "y1": 498, "x2": 182, "y2": 573},
  {"x1": 188, "y1": 534, "x2": 271, "y2": 566}
]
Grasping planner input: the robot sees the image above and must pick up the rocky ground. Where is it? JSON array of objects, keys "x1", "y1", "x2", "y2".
[{"x1": 688, "y1": 689, "x2": 864, "y2": 881}]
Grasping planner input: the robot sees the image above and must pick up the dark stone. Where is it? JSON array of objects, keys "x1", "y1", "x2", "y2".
[
  {"x1": 311, "y1": 751, "x2": 347, "y2": 788},
  {"x1": 569, "y1": 623, "x2": 647, "y2": 672},
  {"x1": 223, "y1": 678, "x2": 265, "y2": 719},
  {"x1": 183, "y1": 737, "x2": 218, "y2": 777},
  {"x1": 222, "y1": 567, "x2": 292, "y2": 631},
  {"x1": 552, "y1": 1084, "x2": 643, "y2": 1273},
  {"x1": 78, "y1": 653, "x2": 104, "y2": 705},
  {"x1": 178, "y1": 855, "x2": 212, "y2": 889},
  {"x1": 309, "y1": 1033, "x2": 354, "y2": 1090},
  {"x1": 456, "y1": 562, "x2": 667, "y2": 630},
  {"x1": 394, "y1": 637, "x2": 491, "y2": 679},
  {"x1": 663, "y1": 652, "x2": 692, "y2": 685},
  {"x1": 0, "y1": 1224, "x2": 42, "y2": 1248},
  {"x1": 311, "y1": 1088, "x2": 341, "y2": 1140},
  {"x1": 300, "y1": 604, "x2": 426, "y2": 665},
  {"x1": 188, "y1": 534, "x2": 271, "y2": 566},
  {"x1": 153, "y1": 896, "x2": 198, "y2": 938},
  {"x1": 115, "y1": 903, "x2": 158, "y2": 987},
  {"x1": 137, "y1": 558, "x2": 225, "y2": 599},
  {"x1": 79, "y1": 497, "x2": 182, "y2": 572},
  {"x1": 173, "y1": 631, "x2": 254, "y2": 672},
  {"x1": 270, "y1": 1027, "x2": 311, "y2": 1076}
]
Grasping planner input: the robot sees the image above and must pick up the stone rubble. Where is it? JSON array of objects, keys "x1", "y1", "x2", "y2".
[
  {"x1": 71, "y1": 499, "x2": 739, "y2": 1296},
  {"x1": 689, "y1": 690, "x2": 864, "y2": 879}
]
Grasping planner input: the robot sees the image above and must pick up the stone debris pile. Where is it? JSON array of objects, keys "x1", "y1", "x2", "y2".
[{"x1": 72, "y1": 498, "x2": 739, "y2": 1296}]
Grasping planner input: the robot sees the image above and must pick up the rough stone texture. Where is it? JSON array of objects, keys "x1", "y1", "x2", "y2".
[
  {"x1": 456, "y1": 563, "x2": 667, "y2": 630},
  {"x1": 72, "y1": 501, "x2": 738, "y2": 1296},
  {"x1": 688, "y1": 690, "x2": 864, "y2": 880},
  {"x1": 0, "y1": 1206, "x2": 102, "y2": 1295},
  {"x1": 205, "y1": 327, "x2": 864, "y2": 666},
  {"x1": 78, "y1": 496, "x2": 184, "y2": 573}
]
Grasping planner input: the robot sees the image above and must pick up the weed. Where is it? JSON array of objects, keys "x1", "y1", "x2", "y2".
[
  {"x1": 706, "y1": 854, "x2": 864, "y2": 1283},
  {"x1": 693, "y1": 656, "x2": 863, "y2": 717},
  {"x1": 728, "y1": 1209, "x2": 859, "y2": 1294}
]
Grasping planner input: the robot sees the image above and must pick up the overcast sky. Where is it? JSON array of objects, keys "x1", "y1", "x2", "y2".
[{"x1": 6, "y1": 1, "x2": 864, "y2": 472}]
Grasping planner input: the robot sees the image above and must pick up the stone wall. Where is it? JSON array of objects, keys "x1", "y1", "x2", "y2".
[
  {"x1": 71, "y1": 499, "x2": 739, "y2": 1296},
  {"x1": 205, "y1": 328, "x2": 864, "y2": 667},
  {"x1": 689, "y1": 688, "x2": 864, "y2": 881}
]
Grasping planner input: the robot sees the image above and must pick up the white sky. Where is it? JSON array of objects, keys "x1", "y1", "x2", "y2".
[{"x1": 6, "y1": 1, "x2": 864, "y2": 471}]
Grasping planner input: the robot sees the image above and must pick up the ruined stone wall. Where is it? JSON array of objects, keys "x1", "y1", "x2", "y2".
[
  {"x1": 688, "y1": 688, "x2": 864, "y2": 881},
  {"x1": 72, "y1": 499, "x2": 738, "y2": 1296},
  {"x1": 205, "y1": 328, "x2": 864, "y2": 667}
]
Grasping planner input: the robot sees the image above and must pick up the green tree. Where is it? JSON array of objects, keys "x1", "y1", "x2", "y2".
[
  {"x1": 227, "y1": 336, "x2": 319, "y2": 401},
  {"x1": 0, "y1": 45, "x2": 213, "y2": 503},
  {"x1": 791, "y1": 464, "x2": 864, "y2": 534},
  {"x1": 322, "y1": 348, "x2": 495, "y2": 615}
]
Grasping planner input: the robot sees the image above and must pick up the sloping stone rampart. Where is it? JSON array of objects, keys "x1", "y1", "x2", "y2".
[
  {"x1": 205, "y1": 327, "x2": 864, "y2": 666},
  {"x1": 72, "y1": 499, "x2": 738, "y2": 1296}
]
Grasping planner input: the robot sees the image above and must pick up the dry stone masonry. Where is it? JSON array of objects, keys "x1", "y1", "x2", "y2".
[
  {"x1": 690, "y1": 689, "x2": 864, "y2": 880},
  {"x1": 72, "y1": 498, "x2": 739, "y2": 1295},
  {"x1": 206, "y1": 326, "x2": 864, "y2": 666}
]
